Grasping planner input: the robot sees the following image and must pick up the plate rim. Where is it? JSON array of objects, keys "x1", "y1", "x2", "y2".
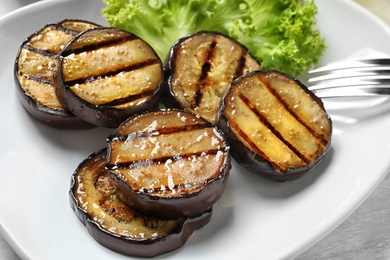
[{"x1": 1, "y1": 0, "x2": 390, "y2": 259}]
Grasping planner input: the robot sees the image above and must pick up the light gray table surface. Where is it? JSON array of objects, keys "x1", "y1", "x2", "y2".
[{"x1": 1, "y1": 0, "x2": 390, "y2": 259}]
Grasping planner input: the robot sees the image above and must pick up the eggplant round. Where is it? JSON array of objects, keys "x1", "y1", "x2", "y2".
[
  {"x1": 55, "y1": 27, "x2": 164, "y2": 128},
  {"x1": 106, "y1": 109, "x2": 231, "y2": 219},
  {"x1": 69, "y1": 148, "x2": 212, "y2": 257},
  {"x1": 216, "y1": 70, "x2": 332, "y2": 181},
  {"x1": 14, "y1": 19, "x2": 100, "y2": 128},
  {"x1": 163, "y1": 31, "x2": 261, "y2": 124}
]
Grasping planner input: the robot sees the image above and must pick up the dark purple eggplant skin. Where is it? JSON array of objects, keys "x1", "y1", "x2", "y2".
[
  {"x1": 82, "y1": 208, "x2": 212, "y2": 257},
  {"x1": 216, "y1": 112, "x2": 330, "y2": 182},
  {"x1": 161, "y1": 30, "x2": 261, "y2": 119},
  {"x1": 106, "y1": 108, "x2": 232, "y2": 219},
  {"x1": 109, "y1": 165, "x2": 229, "y2": 219},
  {"x1": 13, "y1": 20, "x2": 99, "y2": 129},
  {"x1": 54, "y1": 77, "x2": 163, "y2": 128},
  {"x1": 69, "y1": 148, "x2": 212, "y2": 257},
  {"x1": 13, "y1": 82, "x2": 92, "y2": 129},
  {"x1": 216, "y1": 70, "x2": 332, "y2": 182},
  {"x1": 54, "y1": 27, "x2": 164, "y2": 128},
  {"x1": 54, "y1": 73, "x2": 164, "y2": 128}
]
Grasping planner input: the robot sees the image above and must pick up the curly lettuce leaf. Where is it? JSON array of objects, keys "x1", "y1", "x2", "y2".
[{"x1": 102, "y1": 0, "x2": 326, "y2": 77}]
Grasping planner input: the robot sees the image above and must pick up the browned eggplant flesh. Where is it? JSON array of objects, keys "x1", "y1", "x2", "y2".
[
  {"x1": 216, "y1": 70, "x2": 332, "y2": 181},
  {"x1": 14, "y1": 19, "x2": 100, "y2": 128},
  {"x1": 55, "y1": 27, "x2": 163, "y2": 128},
  {"x1": 106, "y1": 109, "x2": 231, "y2": 219},
  {"x1": 164, "y1": 31, "x2": 261, "y2": 123},
  {"x1": 69, "y1": 148, "x2": 212, "y2": 257}
]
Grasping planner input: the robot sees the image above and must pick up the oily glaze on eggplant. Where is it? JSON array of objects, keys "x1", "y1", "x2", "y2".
[
  {"x1": 216, "y1": 70, "x2": 332, "y2": 181},
  {"x1": 14, "y1": 19, "x2": 100, "y2": 128},
  {"x1": 106, "y1": 109, "x2": 231, "y2": 219},
  {"x1": 163, "y1": 31, "x2": 261, "y2": 124},
  {"x1": 69, "y1": 148, "x2": 212, "y2": 257},
  {"x1": 55, "y1": 27, "x2": 163, "y2": 128}
]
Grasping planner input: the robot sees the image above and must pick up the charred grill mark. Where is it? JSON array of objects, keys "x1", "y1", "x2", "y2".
[
  {"x1": 225, "y1": 116, "x2": 280, "y2": 169},
  {"x1": 56, "y1": 24, "x2": 90, "y2": 36},
  {"x1": 22, "y1": 24, "x2": 85, "y2": 58},
  {"x1": 199, "y1": 56, "x2": 212, "y2": 81},
  {"x1": 99, "y1": 90, "x2": 156, "y2": 106},
  {"x1": 107, "y1": 123, "x2": 212, "y2": 142},
  {"x1": 193, "y1": 91, "x2": 202, "y2": 109},
  {"x1": 237, "y1": 91, "x2": 312, "y2": 164},
  {"x1": 22, "y1": 44, "x2": 58, "y2": 59},
  {"x1": 64, "y1": 59, "x2": 160, "y2": 86},
  {"x1": 106, "y1": 148, "x2": 226, "y2": 171},
  {"x1": 107, "y1": 121, "x2": 228, "y2": 191},
  {"x1": 112, "y1": 163, "x2": 221, "y2": 193},
  {"x1": 46, "y1": 23, "x2": 86, "y2": 36},
  {"x1": 40, "y1": 23, "x2": 85, "y2": 37},
  {"x1": 24, "y1": 74, "x2": 53, "y2": 85},
  {"x1": 261, "y1": 77, "x2": 329, "y2": 148},
  {"x1": 193, "y1": 40, "x2": 217, "y2": 108},
  {"x1": 233, "y1": 51, "x2": 247, "y2": 79},
  {"x1": 61, "y1": 34, "x2": 139, "y2": 56}
]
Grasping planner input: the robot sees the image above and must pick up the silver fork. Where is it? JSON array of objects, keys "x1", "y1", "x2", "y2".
[{"x1": 306, "y1": 58, "x2": 390, "y2": 98}]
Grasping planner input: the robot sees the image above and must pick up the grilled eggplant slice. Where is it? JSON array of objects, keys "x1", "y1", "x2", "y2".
[
  {"x1": 70, "y1": 148, "x2": 212, "y2": 257},
  {"x1": 14, "y1": 19, "x2": 100, "y2": 128},
  {"x1": 216, "y1": 70, "x2": 332, "y2": 181},
  {"x1": 55, "y1": 27, "x2": 163, "y2": 128},
  {"x1": 106, "y1": 109, "x2": 231, "y2": 219},
  {"x1": 163, "y1": 31, "x2": 261, "y2": 124}
]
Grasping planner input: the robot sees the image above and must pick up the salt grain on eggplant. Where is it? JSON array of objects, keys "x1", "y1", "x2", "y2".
[
  {"x1": 106, "y1": 109, "x2": 231, "y2": 219},
  {"x1": 55, "y1": 27, "x2": 163, "y2": 128},
  {"x1": 69, "y1": 148, "x2": 212, "y2": 257},
  {"x1": 14, "y1": 19, "x2": 100, "y2": 128},
  {"x1": 163, "y1": 31, "x2": 261, "y2": 123},
  {"x1": 216, "y1": 70, "x2": 332, "y2": 181}
]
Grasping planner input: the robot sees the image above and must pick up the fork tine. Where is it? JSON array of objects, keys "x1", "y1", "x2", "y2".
[
  {"x1": 309, "y1": 58, "x2": 390, "y2": 74},
  {"x1": 308, "y1": 72, "x2": 390, "y2": 83},
  {"x1": 306, "y1": 58, "x2": 390, "y2": 98},
  {"x1": 309, "y1": 77, "x2": 390, "y2": 90},
  {"x1": 357, "y1": 58, "x2": 390, "y2": 65},
  {"x1": 312, "y1": 85, "x2": 390, "y2": 98},
  {"x1": 309, "y1": 77, "x2": 390, "y2": 98}
]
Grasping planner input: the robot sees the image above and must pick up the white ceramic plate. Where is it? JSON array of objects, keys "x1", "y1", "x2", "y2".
[{"x1": 1, "y1": 0, "x2": 390, "y2": 259}]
